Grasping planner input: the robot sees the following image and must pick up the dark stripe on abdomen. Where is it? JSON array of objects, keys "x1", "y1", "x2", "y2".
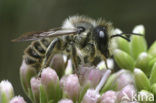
[
  {"x1": 24, "y1": 38, "x2": 52, "y2": 66},
  {"x1": 41, "y1": 38, "x2": 51, "y2": 47},
  {"x1": 26, "y1": 47, "x2": 42, "y2": 59},
  {"x1": 33, "y1": 41, "x2": 46, "y2": 54}
]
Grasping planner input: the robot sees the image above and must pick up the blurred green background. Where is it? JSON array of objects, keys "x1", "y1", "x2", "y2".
[{"x1": 0, "y1": 0, "x2": 156, "y2": 101}]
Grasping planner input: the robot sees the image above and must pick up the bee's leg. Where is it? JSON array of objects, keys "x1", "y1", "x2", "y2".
[
  {"x1": 41, "y1": 38, "x2": 64, "y2": 69},
  {"x1": 70, "y1": 45, "x2": 79, "y2": 73},
  {"x1": 64, "y1": 55, "x2": 70, "y2": 69},
  {"x1": 102, "y1": 55, "x2": 109, "y2": 69},
  {"x1": 82, "y1": 43, "x2": 96, "y2": 63}
]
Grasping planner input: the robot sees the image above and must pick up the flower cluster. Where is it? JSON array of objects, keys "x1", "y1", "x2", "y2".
[
  {"x1": 20, "y1": 66, "x2": 138, "y2": 103},
  {"x1": 112, "y1": 25, "x2": 156, "y2": 102},
  {"x1": 0, "y1": 25, "x2": 156, "y2": 103}
]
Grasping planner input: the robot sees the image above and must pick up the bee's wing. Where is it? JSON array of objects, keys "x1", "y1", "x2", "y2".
[{"x1": 12, "y1": 28, "x2": 78, "y2": 42}]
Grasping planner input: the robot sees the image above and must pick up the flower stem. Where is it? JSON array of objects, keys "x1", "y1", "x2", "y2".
[{"x1": 95, "y1": 69, "x2": 111, "y2": 92}]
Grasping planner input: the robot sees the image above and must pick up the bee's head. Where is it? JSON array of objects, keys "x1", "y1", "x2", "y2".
[
  {"x1": 93, "y1": 25, "x2": 109, "y2": 57},
  {"x1": 73, "y1": 24, "x2": 93, "y2": 47},
  {"x1": 93, "y1": 25, "x2": 108, "y2": 44}
]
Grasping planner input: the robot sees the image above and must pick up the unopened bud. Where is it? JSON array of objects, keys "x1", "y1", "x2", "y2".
[
  {"x1": 30, "y1": 77, "x2": 41, "y2": 103},
  {"x1": 41, "y1": 67, "x2": 60, "y2": 102},
  {"x1": 60, "y1": 74, "x2": 80, "y2": 101},
  {"x1": 151, "y1": 83, "x2": 156, "y2": 96},
  {"x1": 135, "y1": 52, "x2": 152, "y2": 76},
  {"x1": 150, "y1": 63, "x2": 156, "y2": 84},
  {"x1": 130, "y1": 25, "x2": 147, "y2": 59},
  {"x1": 117, "y1": 85, "x2": 137, "y2": 102},
  {"x1": 116, "y1": 71, "x2": 135, "y2": 90},
  {"x1": 138, "y1": 90, "x2": 154, "y2": 102},
  {"x1": 101, "y1": 70, "x2": 135, "y2": 93},
  {"x1": 113, "y1": 28, "x2": 131, "y2": 55},
  {"x1": 134, "y1": 68, "x2": 150, "y2": 91},
  {"x1": 0, "y1": 80, "x2": 14, "y2": 103},
  {"x1": 58, "y1": 99, "x2": 73, "y2": 103},
  {"x1": 132, "y1": 25, "x2": 145, "y2": 35},
  {"x1": 19, "y1": 60, "x2": 37, "y2": 94},
  {"x1": 10, "y1": 96, "x2": 26, "y2": 103},
  {"x1": 111, "y1": 28, "x2": 123, "y2": 53},
  {"x1": 41, "y1": 67, "x2": 59, "y2": 86},
  {"x1": 50, "y1": 54, "x2": 66, "y2": 78},
  {"x1": 148, "y1": 58, "x2": 156, "y2": 72},
  {"x1": 78, "y1": 66, "x2": 105, "y2": 88},
  {"x1": 114, "y1": 49, "x2": 134, "y2": 71},
  {"x1": 82, "y1": 89, "x2": 100, "y2": 103},
  {"x1": 100, "y1": 90, "x2": 117, "y2": 103},
  {"x1": 148, "y1": 41, "x2": 156, "y2": 57}
]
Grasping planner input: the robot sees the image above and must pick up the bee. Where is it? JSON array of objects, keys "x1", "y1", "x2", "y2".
[{"x1": 12, "y1": 15, "x2": 141, "y2": 73}]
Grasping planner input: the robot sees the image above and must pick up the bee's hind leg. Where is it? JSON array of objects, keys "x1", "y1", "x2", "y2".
[{"x1": 41, "y1": 38, "x2": 64, "y2": 69}]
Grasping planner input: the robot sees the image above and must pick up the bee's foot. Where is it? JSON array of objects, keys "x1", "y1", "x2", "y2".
[{"x1": 37, "y1": 69, "x2": 42, "y2": 77}]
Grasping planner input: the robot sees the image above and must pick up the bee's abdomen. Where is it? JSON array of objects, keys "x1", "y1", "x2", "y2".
[{"x1": 23, "y1": 38, "x2": 51, "y2": 68}]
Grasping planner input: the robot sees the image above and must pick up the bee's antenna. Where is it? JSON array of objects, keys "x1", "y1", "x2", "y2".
[
  {"x1": 110, "y1": 34, "x2": 130, "y2": 41},
  {"x1": 110, "y1": 33, "x2": 143, "y2": 42}
]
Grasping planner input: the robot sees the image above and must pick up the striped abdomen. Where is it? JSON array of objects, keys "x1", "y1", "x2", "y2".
[{"x1": 23, "y1": 38, "x2": 52, "y2": 70}]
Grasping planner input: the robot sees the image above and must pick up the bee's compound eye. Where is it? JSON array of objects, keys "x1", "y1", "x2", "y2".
[{"x1": 77, "y1": 26, "x2": 85, "y2": 34}]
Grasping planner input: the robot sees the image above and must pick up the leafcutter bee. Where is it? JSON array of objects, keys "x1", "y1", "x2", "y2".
[{"x1": 12, "y1": 15, "x2": 142, "y2": 73}]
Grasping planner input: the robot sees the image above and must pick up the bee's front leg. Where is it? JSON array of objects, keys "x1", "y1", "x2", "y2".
[
  {"x1": 82, "y1": 43, "x2": 96, "y2": 63},
  {"x1": 41, "y1": 38, "x2": 64, "y2": 69},
  {"x1": 102, "y1": 55, "x2": 109, "y2": 69}
]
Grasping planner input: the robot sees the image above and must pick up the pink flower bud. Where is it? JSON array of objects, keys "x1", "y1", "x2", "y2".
[
  {"x1": 50, "y1": 54, "x2": 66, "y2": 78},
  {"x1": 41, "y1": 67, "x2": 59, "y2": 86},
  {"x1": 60, "y1": 74, "x2": 80, "y2": 101},
  {"x1": 117, "y1": 85, "x2": 137, "y2": 102},
  {"x1": 102, "y1": 70, "x2": 135, "y2": 92},
  {"x1": 0, "y1": 80, "x2": 14, "y2": 102},
  {"x1": 10, "y1": 96, "x2": 26, "y2": 103},
  {"x1": 78, "y1": 66, "x2": 106, "y2": 88},
  {"x1": 82, "y1": 89, "x2": 100, "y2": 103},
  {"x1": 20, "y1": 60, "x2": 37, "y2": 93},
  {"x1": 30, "y1": 77, "x2": 41, "y2": 103},
  {"x1": 58, "y1": 99, "x2": 73, "y2": 103},
  {"x1": 116, "y1": 70, "x2": 135, "y2": 90},
  {"x1": 41, "y1": 67, "x2": 59, "y2": 101},
  {"x1": 100, "y1": 91, "x2": 117, "y2": 103}
]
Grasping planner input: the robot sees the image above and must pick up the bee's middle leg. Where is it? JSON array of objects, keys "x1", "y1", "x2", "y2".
[
  {"x1": 70, "y1": 45, "x2": 79, "y2": 73},
  {"x1": 41, "y1": 38, "x2": 64, "y2": 69}
]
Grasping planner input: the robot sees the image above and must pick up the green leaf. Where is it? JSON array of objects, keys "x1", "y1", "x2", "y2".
[
  {"x1": 114, "y1": 49, "x2": 135, "y2": 71},
  {"x1": 134, "y1": 68, "x2": 151, "y2": 91},
  {"x1": 150, "y1": 63, "x2": 156, "y2": 85},
  {"x1": 135, "y1": 52, "x2": 152, "y2": 76},
  {"x1": 40, "y1": 85, "x2": 47, "y2": 103},
  {"x1": 148, "y1": 41, "x2": 156, "y2": 57}
]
